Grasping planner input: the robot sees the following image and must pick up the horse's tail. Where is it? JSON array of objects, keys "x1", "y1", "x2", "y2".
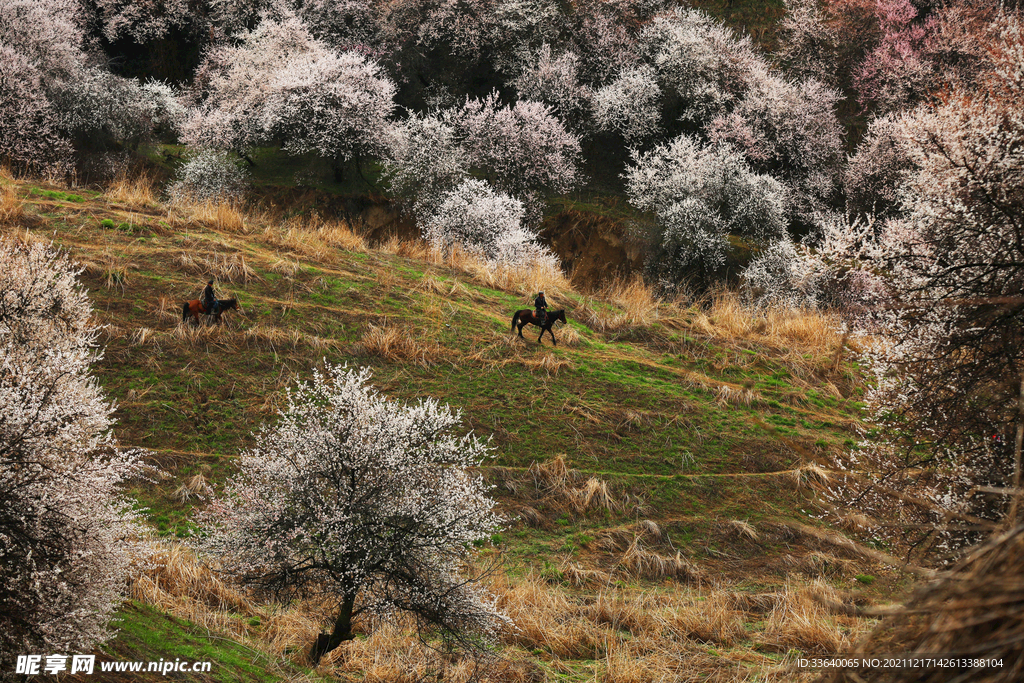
[
  {"x1": 182, "y1": 302, "x2": 189, "y2": 322},
  {"x1": 511, "y1": 310, "x2": 521, "y2": 332}
]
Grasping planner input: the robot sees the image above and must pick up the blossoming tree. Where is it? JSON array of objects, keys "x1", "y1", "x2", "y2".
[
  {"x1": 182, "y1": 14, "x2": 395, "y2": 178},
  {"x1": 0, "y1": 239, "x2": 148, "y2": 669},
  {"x1": 625, "y1": 134, "x2": 789, "y2": 285},
  {"x1": 197, "y1": 364, "x2": 508, "y2": 665}
]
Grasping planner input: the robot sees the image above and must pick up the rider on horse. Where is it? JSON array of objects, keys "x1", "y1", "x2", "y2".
[
  {"x1": 535, "y1": 291, "x2": 548, "y2": 326},
  {"x1": 201, "y1": 278, "x2": 219, "y2": 316}
]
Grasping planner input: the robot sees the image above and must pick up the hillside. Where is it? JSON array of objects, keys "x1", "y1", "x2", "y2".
[{"x1": 1, "y1": 173, "x2": 912, "y2": 682}]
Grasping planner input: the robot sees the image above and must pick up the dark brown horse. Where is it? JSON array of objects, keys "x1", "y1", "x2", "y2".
[
  {"x1": 511, "y1": 309, "x2": 566, "y2": 345},
  {"x1": 182, "y1": 298, "x2": 240, "y2": 325}
]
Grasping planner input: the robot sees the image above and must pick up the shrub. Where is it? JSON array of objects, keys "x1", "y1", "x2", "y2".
[
  {"x1": 422, "y1": 179, "x2": 557, "y2": 268},
  {"x1": 167, "y1": 150, "x2": 249, "y2": 203}
]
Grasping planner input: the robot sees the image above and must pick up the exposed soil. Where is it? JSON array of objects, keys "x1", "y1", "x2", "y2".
[{"x1": 540, "y1": 209, "x2": 645, "y2": 285}]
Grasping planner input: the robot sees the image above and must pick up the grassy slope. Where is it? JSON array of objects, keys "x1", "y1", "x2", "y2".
[{"x1": 3, "y1": 177, "x2": 900, "y2": 681}]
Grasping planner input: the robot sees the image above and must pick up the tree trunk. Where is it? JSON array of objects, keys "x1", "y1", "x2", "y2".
[
  {"x1": 353, "y1": 151, "x2": 377, "y2": 191},
  {"x1": 307, "y1": 592, "x2": 357, "y2": 666},
  {"x1": 333, "y1": 157, "x2": 346, "y2": 183},
  {"x1": 1009, "y1": 372, "x2": 1024, "y2": 527}
]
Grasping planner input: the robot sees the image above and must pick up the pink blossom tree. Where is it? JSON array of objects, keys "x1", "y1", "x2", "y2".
[
  {"x1": 815, "y1": 14, "x2": 1024, "y2": 548},
  {"x1": 852, "y1": 0, "x2": 932, "y2": 113},
  {"x1": 0, "y1": 239, "x2": 149, "y2": 668},
  {"x1": 456, "y1": 91, "x2": 582, "y2": 217},
  {"x1": 197, "y1": 364, "x2": 507, "y2": 665}
]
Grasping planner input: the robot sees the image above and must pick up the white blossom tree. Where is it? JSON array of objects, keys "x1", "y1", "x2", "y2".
[
  {"x1": 167, "y1": 149, "x2": 249, "y2": 203},
  {"x1": 0, "y1": 0, "x2": 179, "y2": 171},
  {"x1": 380, "y1": 111, "x2": 469, "y2": 217},
  {"x1": 197, "y1": 364, "x2": 508, "y2": 665},
  {"x1": 510, "y1": 44, "x2": 592, "y2": 128},
  {"x1": 0, "y1": 45, "x2": 74, "y2": 175},
  {"x1": 741, "y1": 238, "x2": 821, "y2": 307},
  {"x1": 844, "y1": 113, "x2": 917, "y2": 219},
  {"x1": 639, "y1": 7, "x2": 759, "y2": 122},
  {"x1": 0, "y1": 0, "x2": 83, "y2": 173},
  {"x1": 777, "y1": 0, "x2": 843, "y2": 85},
  {"x1": 625, "y1": 134, "x2": 789, "y2": 284},
  {"x1": 91, "y1": 0, "x2": 200, "y2": 43},
  {"x1": 811, "y1": 14, "x2": 1024, "y2": 549},
  {"x1": 422, "y1": 178, "x2": 557, "y2": 268},
  {"x1": 182, "y1": 14, "x2": 395, "y2": 177},
  {"x1": 0, "y1": 239, "x2": 149, "y2": 670},
  {"x1": 708, "y1": 69, "x2": 845, "y2": 220},
  {"x1": 590, "y1": 64, "x2": 662, "y2": 144}
]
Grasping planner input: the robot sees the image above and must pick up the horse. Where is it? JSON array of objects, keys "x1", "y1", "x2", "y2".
[
  {"x1": 511, "y1": 309, "x2": 567, "y2": 345},
  {"x1": 182, "y1": 298, "x2": 241, "y2": 325}
]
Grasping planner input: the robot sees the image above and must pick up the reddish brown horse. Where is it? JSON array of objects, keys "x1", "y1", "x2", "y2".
[
  {"x1": 511, "y1": 309, "x2": 566, "y2": 345},
  {"x1": 182, "y1": 298, "x2": 240, "y2": 325}
]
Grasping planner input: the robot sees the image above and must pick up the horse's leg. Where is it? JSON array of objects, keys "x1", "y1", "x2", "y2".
[{"x1": 548, "y1": 326, "x2": 557, "y2": 346}]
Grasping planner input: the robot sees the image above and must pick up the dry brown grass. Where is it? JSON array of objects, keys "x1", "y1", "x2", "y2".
[
  {"x1": 494, "y1": 572, "x2": 608, "y2": 659},
  {"x1": 792, "y1": 463, "x2": 833, "y2": 490},
  {"x1": 177, "y1": 251, "x2": 260, "y2": 284},
  {"x1": 105, "y1": 172, "x2": 157, "y2": 208},
  {"x1": 130, "y1": 537, "x2": 862, "y2": 682},
  {"x1": 618, "y1": 536, "x2": 702, "y2": 583},
  {"x1": 0, "y1": 187, "x2": 24, "y2": 225},
  {"x1": 714, "y1": 384, "x2": 762, "y2": 407},
  {"x1": 519, "y1": 352, "x2": 572, "y2": 376},
  {"x1": 360, "y1": 322, "x2": 440, "y2": 364},
  {"x1": 244, "y1": 323, "x2": 300, "y2": 350},
  {"x1": 177, "y1": 199, "x2": 247, "y2": 233},
  {"x1": 132, "y1": 541, "x2": 255, "y2": 619},
  {"x1": 173, "y1": 473, "x2": 209, "y2": 503},
  {"x1": 265, "y1": 216, "x2": 367, "y2": 260},
  {"x1": 470, "y1": 258, "x2": 571, "y2": 297},
  {"x1": 568, "y1": 477, "x2": 618, "y2": 514},
  {"x1": 759, "y1": 579, "x2": 857, "y2": 654},
  {"x1": 129, "y1": 326, "x2": 156, "y2": 347},
  {"x1": 522, "y1": 456, "x2": 629, "y2": 518},
  {"x1": 170, "y1": 321, "x2": 231, "y2": 344},
  {"x1": 151, "y1": 296, "x2": 179, "y2": 322},
  {"x1": 82, "y1": 251, "x2": 135, "y2": 292},
  {"x1": 727, "y1": 519, "x2": 759, "y2": 541},
  {"x1": 379, "y1": 237, "x2": 570, "y2": 297},
  {"x1": 558, "y1": 559, "x2": 612, "y2": 588},
  {"x1": 688, "y1": 291, "x2": 844, "y2": 365},
  {"x1": 420, "y1": 274, "x2": 468, "y2": 298}
]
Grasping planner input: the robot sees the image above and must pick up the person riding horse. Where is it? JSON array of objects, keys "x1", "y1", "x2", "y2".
[
  {"x1": 535, "y1": 291, "x2": 548, "y2": 326},
  {"x1": 201, "y1": 278, "x2": 219, "y2": 316}
]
